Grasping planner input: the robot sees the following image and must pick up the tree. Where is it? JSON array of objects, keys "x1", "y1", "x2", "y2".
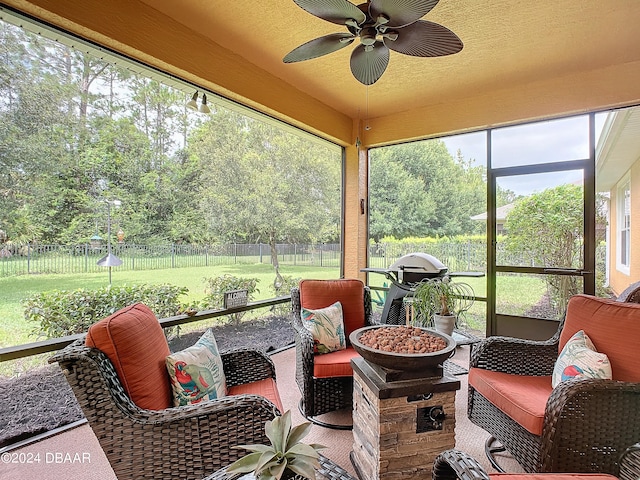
[
  {"x1": 369, "y1": 140, "x2": 486, "y2": 241},
  {"x1": 189, "y1": 109, "x2": 341, "y2": 269},
  {"x1": 504, "y1": 184, "x2": 587, "y2": 312}
]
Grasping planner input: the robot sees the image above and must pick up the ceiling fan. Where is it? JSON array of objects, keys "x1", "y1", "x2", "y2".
[{"x1": 283, "y1": 0, "x2": 463, "y2": 85}]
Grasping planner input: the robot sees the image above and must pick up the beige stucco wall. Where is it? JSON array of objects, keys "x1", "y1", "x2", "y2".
[{"x1": 608, "y1": 161, "x2": 640, "y2": 296}]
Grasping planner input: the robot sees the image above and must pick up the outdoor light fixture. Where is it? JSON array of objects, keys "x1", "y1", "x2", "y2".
[
  {"x1": 186, "y1": 91, "x2": 211, "y2": 113},
  {"x1": 199, "y1": 93, "x2": 211, "y2": 114},
  {"x1": 186, "y1": 91, "x2": 198, "y2": 110},
  {"x1": 97, "y1": 199, "x2": 123, "y2": 285}
]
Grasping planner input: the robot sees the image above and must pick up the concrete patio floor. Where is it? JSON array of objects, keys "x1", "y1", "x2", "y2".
[{"x1": 0, "y1": 344, "x2": 522, "y2": 479}]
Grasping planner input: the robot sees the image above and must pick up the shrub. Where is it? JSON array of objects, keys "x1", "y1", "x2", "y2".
[
  {"x1": 200, "y1": 274, "x2": 259, "y2": 325},
  {"x1": 24, "y1": 283, "x2": 188, "y2": 338},
  {"x1": 269, "y1": 274, "x2": 301, "y2": 316}
]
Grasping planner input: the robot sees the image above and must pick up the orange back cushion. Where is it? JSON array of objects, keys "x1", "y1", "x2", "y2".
[
  {"x1": 560, "y1": 294, "x2": 640, "y2": 382},
  {"x1": 86, "y1": 303, "x2": 172, "y2": 410},
  {"x1": 299, "y1": 279, "x2": 366, "y2": 339}
]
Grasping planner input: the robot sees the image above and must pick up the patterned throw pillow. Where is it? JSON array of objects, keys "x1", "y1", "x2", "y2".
[
  {"x1": 552, "y1": 329, "x2": 612, "y2": 388},
  {"x1": 166, "y1": 329, "x2": 227, "y2": 406},
  {"x1": 301, "y1": 301, "x2": 346, "y2": 354}
]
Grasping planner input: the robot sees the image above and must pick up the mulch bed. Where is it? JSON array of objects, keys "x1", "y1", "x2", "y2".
[{"x1": 0, "y1": 316, "x2": 295, "y2": 449}]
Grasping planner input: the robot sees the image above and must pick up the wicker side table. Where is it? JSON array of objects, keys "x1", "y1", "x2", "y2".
[{"x1": 204, "y1": 454, "x2": 356, "y2": 480}]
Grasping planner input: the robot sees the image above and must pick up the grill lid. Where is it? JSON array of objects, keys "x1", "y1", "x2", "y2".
[{"x1": 389, "y1": 252, "x2": 447, "y2": 274}]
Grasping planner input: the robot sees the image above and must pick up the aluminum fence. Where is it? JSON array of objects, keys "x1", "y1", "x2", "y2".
[
  {"x1": 0, "y1": 242, "x2": 341, "y2": 277},
  {"x1": 0, "y1": 240, "x2": 604, "y2": 277}
]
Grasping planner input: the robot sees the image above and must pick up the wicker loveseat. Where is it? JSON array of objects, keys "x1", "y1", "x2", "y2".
[
  {"x1": 467, "y1": 294, "x2": 640, "y2": 474},
  {"x1": 49, "y1": 303, "x2": 282, "y2": 480},
  {"x1": 291, "y1": 279, "x2": 376, "y2": 429}
]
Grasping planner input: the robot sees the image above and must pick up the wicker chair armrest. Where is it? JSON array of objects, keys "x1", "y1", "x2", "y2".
[
  {"x1": 130, "y1": 393, "x2": 280, "y2": 425},
  {"x1": 221, "y1": 348, "x2": 277, "y2": 387},
  {"x1": 470, "y1": 335, "x2": 559, "y2": 375},
  {"x1": 48, "y1": 337, "x2": 91, "y2": 363},
  {"x1": 540, "y1": 379, "x2": 640, "y2": 473},
  {"x1": 290, "y1": 287, "x2": 317, "y2": 362},
  {"x1": 364, "y1": 286, "x2": 376, "y2": 325},
  {"x1": 432, "y1": 449, "x2": 491, "y2": 480},
  {"x1": 544, "y1": 378, "x2": 640, "y2": 433},
  {"x1": 619, "y1": 443, "x2": 640, "y2": 480}
]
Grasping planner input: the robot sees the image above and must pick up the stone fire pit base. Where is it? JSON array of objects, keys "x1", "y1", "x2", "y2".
[{"x1": 350, "y1": 357, "x2": 459, "y2": 480}]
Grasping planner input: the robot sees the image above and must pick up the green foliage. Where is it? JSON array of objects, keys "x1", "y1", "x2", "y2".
[
  {"x1": 370, "y1": 234, "x2": 490, "y2": 272},
  {"x1": 504, "y1": 184, "x2": 589, "y2": 312},
  {"x1": 270, "y1": 274, "x2": 301, "y2": 316},
  {"x1": 23, "y1": 283, "x2": 188, "y2": 338},
  {"x1": 411, "y1": 277, "x2": 475, "y2": 326},
  {"x1": 227, "y1": 410, "x2": 325, "y2": 480},
  {"x1": 200, "y1": 274, "x2": 260, "y2": 325},
  {"x1": 190, "y1": 110, "x2": 341, "y2": 268},
  {"x1": 369, "y1": 141, "x2": 486, "y2": 241}
]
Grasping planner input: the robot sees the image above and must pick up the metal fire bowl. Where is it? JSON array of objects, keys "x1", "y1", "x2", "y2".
[{"x1": 349, "y1": 325, "x2": 456, "y2": 371}]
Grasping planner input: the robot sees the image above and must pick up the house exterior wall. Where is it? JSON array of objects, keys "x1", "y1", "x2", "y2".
[{"x1": 609, "y1": 161, "x2": 640, "y2": 296}]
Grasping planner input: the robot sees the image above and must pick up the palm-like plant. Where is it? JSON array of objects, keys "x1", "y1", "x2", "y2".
[
  {"x1": 226, "y1": 410, "x2": 326, "y2": 480},
  {"x1": 411, "y1": 277, "x2": 475, "y2": 326}
]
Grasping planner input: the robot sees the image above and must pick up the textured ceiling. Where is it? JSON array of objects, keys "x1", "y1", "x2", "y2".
[{"x1": 137, "y1": 0, "x2": 640, "y2": 119}]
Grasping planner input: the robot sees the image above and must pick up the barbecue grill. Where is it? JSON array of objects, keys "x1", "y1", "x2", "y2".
[{"x1": 362, "y1": 252, "x2": 481, "y2": 325}]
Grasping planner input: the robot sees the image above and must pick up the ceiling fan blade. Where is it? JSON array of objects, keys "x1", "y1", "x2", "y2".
[
  {"x1": 369, "y1": 0, "x2": 440, "y2": 28},
  {"x1": 350, "y1": 42, "x2": 390, "y2": 85},
  {"x1": 385, "y1": 20, "x2": 463, "y2": 57},
  {"x1": 283, "y1": 33, "x2": 355, "y2": 63},
  {"x1": 293, "y1": 0, "x2": 366, "y2": 26}
]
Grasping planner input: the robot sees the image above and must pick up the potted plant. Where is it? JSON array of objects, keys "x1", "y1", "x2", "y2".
[
  {"x1": 226, "y1": 410, "x2": 326, "y2": 480},
  {"x1": 410, "y1": 277, "x2": 475, "y2": 336}
]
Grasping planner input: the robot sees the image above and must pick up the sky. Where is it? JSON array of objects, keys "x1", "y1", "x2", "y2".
[{"x1": 442, "y1": 112, "x2": 610, "y2": 197}]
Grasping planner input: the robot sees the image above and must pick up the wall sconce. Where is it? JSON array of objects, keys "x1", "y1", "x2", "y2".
[{"x1": 186, "y1": 91, "x2": 211, "y2": 113}]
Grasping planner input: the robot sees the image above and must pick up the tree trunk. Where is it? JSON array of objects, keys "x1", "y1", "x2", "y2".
[{"x1": 269, "y1": 232, "x2": 279, "y2": 270}]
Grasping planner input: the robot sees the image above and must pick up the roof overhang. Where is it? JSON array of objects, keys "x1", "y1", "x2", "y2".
[{"x1": 596, "y1": 107, "x2": 640, "y2": 192}]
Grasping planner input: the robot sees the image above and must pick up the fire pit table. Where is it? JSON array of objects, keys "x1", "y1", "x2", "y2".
[{"x1": 349, "y1": 325, "x2": 461, "y2": 480}]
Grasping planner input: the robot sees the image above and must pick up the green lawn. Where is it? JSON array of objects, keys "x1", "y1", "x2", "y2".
[{"x1": 0, "y1": 263, "x2": 340, "y2": 349}]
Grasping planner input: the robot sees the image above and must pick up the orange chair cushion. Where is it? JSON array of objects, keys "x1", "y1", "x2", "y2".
[
  {"x1": 313, "y1": 347, "x2": 361, "y2": 378},
  {"x1": 491, "y1": 474, "x2": 617, "y2": 480},
  {"x1": 560, "y1": 294, "x2": 640, "y2": 382},
  {"x1": 299, "y1": 279, "x2": 366, "y2": 339},
  {"x1": 228, "y1": 378, "x2": 284, "y2": 413},
  {"x1": 86, "y1": 303, "x2": 172, "y2": 411},
  {"x1": 469, "y1": 367, "x2": 553, "y2": 435}
]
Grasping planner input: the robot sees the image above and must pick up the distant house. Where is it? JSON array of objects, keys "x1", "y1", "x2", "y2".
[
  {"x1": 470, "y1": 203, "x2": 515, "y2": 235},
  {"x1": 596, "y1": 108, "x2": 640, "y2": 296}
]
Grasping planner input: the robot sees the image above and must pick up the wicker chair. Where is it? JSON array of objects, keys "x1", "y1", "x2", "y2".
[
  {"x1": 617, "y1": 280, "x2": 640, "y2": 303},
  {"x1": 432, "y1": 449, "x2": 634, "y2": 480},
  {"x1": 467, "y1": 294, "x2": 640, "y2": 475},
  {"x1": 49, "y1": 339, "x2": 281, "y2": 480},
  {"x1": 291, "y1": 279, "x2": 376, "y2": 429}
]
